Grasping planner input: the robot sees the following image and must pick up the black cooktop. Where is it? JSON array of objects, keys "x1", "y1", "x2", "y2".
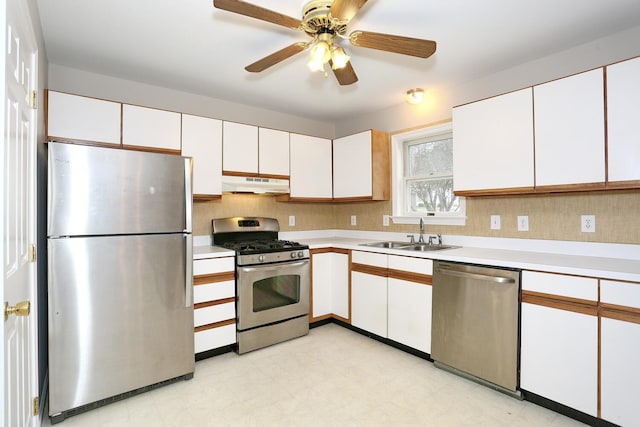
[{"x1": 221, "y1": 239, "x2": 308, "y2": 255}]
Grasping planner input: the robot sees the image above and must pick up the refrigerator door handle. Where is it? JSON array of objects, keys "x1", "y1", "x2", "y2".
[
  {"x1": 184, "y1": 157, "x2": 193, "y2": 233},
  {"x1": 185, "y1": 234, "x2": 193, "y2": 308}
]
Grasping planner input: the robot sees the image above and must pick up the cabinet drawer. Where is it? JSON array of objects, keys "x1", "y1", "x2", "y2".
[
  {"x1": 601, "y1": 280, "x2": 640, "y2": 309},
  {"x1": 195, "y1": 323, "x2": 236, "y2": 353},
  {"x1": 194, "y1": 281, "x2": 235, "y2": 304},
  {"x1": 351, "y1": 251, "x2": 387, "y2": 268},
  {"x1": 194, "y1": 302, "x2": 235, "y2": 327},
  {"x1": 522, "y1": 271, "x2": 597, "y2": 301},
  {"x1": 194, "y1": 257, "x2": 235, "y2": 276},
  {"x1": 388, "y1": 255, "x2": 432, "y2": 275}
]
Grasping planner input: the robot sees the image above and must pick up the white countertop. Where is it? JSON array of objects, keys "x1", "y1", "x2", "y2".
[{"x1": 193, "y1": 231, "x2": 640, "y2": 282}]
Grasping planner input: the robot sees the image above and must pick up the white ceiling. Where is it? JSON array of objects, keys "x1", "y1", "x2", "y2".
[{"x1": 36, "y1": 0, "x2": 640, "y2": 122}]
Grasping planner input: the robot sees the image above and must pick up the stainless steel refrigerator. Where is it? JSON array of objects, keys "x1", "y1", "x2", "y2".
[{"x1": 47, "y1": 142, "x2": 194, "y2": 422}]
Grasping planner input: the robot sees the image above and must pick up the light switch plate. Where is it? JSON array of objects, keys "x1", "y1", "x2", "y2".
[
  {"x1": 517, "y1": 215, "x2": 529, "y2": 231},
  {"x1": 581, "y1": 215, "x2": 596, "y2": 233},
  {"x1": 350, "y1": 215, "x2": 357, "y2": 226},
  {"x1": 490, "y1": 215, "x2": 501, "y2": 230},
  {"x1": 383, "y1": 215, "x2": 390, "y2": 227},
  {"x1": 288, "y1": 215, "x2": 295, "y2": 226}
]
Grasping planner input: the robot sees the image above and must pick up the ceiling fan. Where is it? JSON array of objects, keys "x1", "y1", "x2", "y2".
[{"x1": 212, "y1": 0, "x2": 437, "y2": 85}]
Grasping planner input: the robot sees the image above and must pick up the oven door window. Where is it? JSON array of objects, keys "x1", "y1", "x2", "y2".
[{"x1": 253, "y1": 275, "x2": 300, "y2": 312}]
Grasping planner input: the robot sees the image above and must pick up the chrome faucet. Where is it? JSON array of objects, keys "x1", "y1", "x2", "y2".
[{"x1": 418, "y1": 217, "x2": 425, "y2": 243}]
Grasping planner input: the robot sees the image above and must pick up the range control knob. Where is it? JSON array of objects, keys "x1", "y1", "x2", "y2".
[
  {"x1": 258, "y1": 255, "x2": 265, "y2": 262},
  {"x1": 290, "y1": 252, "x2": 297, "y2": 259},
  {"x1": 298, "y1": 251, "x2": 304, "y2": 258}
]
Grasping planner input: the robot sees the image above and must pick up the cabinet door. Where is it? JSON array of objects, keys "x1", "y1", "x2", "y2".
[
  {"x1": 351, "y1": 271, "x2": 387, "y2": 337},
  {"x1": 520, "y1": 271, "x2": 598, "y2": 416},
  {"x1": 289, "y1": 133, "x2": 333, "y2": 199},
  {"x1": 47, "y1": 91, "x2": 121, "y2": 146},
  {"x1": 311, "y1": 252, "x2": 333, "y2": 319},
  {"x1": 387, "y1": 255, "x2": 433, "y2": 353},
  {"x1": 452, "y1": 88, "x2": 534, "y2": 193},
  {"x1": 181, "y1": 114, "x2": 222, "y2": 197},
  {"x1": 600, "y1": 279, "x2": 640, "y2": 426},
  {"x1": 122, "y1": 104, "x2": 181, "y2": 152},
  {"x1": 534, "y1": 69, "x2": 605, "y2": 187},
  {"x1": 331, "y1": 252, "x2": 350, "y2": 320},
  {"x1": 606, "y1": 56, "x2": 640, "y2": 183},
  {"x1": 222, "y1": 121, "x2": 258, "y2": 174},
  {"x1": 333, "y1": 130, "x2": 372, "y2": 198},
  {"x1": 259, "y1": 128, "x2": 289, "y2": 177}
]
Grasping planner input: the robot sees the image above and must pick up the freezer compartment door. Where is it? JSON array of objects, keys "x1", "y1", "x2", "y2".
[
  {"x1": 48, "y1": 142, "x2": 192, "y2": 236},
  {"x1": 48, "y1": 234, "x2": 194, "y2": 415}
]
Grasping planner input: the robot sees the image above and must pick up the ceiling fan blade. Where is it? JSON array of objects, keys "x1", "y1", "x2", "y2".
[
  {"x1": 330, "y1": 61, "x2": 358, "y2": 86},
  {"x1": 245, "y1": 43, "x2": 308, "y2": 72},
  {"x1": 213, "y1": 0, "x2": 302, "y2": 30},
  {"x1": 349, "y1": 30, "x2": 437, "y2": 58},
  {"x1": 329, "y1": 0, "x2": 368, "y2": 23}
]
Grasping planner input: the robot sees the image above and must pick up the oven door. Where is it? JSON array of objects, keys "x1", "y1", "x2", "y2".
[{"x1": 237, "y1": 259, "x2": 310, "y2": 330}]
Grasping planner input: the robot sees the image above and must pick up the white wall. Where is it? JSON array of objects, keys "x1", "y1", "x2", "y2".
[
  {"x1": 48, "y1": 65, "x2": 335, "y2": 139},
  {"x1": 334, "y1": 25, "x2": 640, "y2": 137}
]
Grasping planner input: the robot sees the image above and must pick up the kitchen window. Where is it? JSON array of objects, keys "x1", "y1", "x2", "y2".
[{"x1": 391, "y1": 122, "x2": 466, "y2": 225}]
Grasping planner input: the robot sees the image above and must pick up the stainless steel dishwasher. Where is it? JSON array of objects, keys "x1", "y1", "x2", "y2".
[{"x1": 432, "y1": 261, "x2": 521, "y2": 397}]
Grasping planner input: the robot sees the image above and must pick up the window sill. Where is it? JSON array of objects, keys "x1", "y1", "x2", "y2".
[{"x1": 391, "y1": 216, "x2": 467, "y2": 226}]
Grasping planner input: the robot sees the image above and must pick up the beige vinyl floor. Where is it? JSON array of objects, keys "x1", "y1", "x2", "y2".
[{"x1": 43, "y1": 323, "x2": 585, "y2": 426}]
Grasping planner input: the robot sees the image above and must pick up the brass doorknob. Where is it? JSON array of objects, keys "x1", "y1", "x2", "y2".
[{"x1": 4, "y1": 300, "x2": 30, "y2": 320}]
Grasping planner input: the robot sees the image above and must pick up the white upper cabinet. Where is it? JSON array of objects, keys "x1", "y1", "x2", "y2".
[
  {"x1": 452, "y1": 88, "x2": 534, "y2": 193},
  {"x1": 47, "y1": 91, "x2": 121, "y2": 146},
  {"x1": 222, "y1": 121, "x2": 258, "y2": 174},
  {"x1": 333, "y1": 131, "x2": 372, "y2": 198},
  {"x1": 606, "y1": 56, "x2": 640, "y2": 184},
  {"x1": 258, "y1": 128, "x2": 289, "y2": 177},
  {"x1": 122, "y1": 104, "x2": 181, "y2": 152},
  {"x1": 534, "y1": 68, "x2": 605, "y2": 187},
  {"x1": 289, "y1": 133, "x2": 333, "y2": 199},
  {"x1": 181, "y1": 114, "x2": 223, "y2": 198}
]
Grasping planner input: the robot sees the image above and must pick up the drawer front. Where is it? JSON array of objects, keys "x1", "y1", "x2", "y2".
[
  {"x1": 194, "y1": 257, "x2": 234, "y2": 276},
  {"x1": 351, "y1": 250, "x2": 387, "y2": 268},
  {"x1": 601, "y1": 279, "x2": 640, "y2": 309},
  {"x1": 194, "y1": 302, "x2": 235, "y2": 327},
  {"x1": 522, "y1": 271, "x2": 598, "y2": 301},
  {"x1": 195, "y1": 323, "x2": 236, "y2": 353},
  {"x1": 388, "y1": 255, "x2": 432, "y2": 275},
  {"x1": 194, "y1": 281, "x2": 235, "y2": 304}
]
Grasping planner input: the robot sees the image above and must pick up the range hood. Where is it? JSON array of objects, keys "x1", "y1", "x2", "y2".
[{"x1": 221, "y1": 175, "x2": 290, "y2": 194}]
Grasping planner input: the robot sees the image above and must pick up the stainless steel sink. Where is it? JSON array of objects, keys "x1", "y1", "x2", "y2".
[
  {"x1": 360, "y1": 241, "x2": 412, "y2": 249},
  {"x1": 360, "y1": 241, "x2": 460, "y2": 251}
]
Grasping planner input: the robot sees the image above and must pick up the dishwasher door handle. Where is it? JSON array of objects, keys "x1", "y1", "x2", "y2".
[{"x1": 436, "y1": 266, "x2": 516, "y2": 284}]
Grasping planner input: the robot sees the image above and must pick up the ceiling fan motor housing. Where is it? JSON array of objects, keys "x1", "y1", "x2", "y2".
[{"x1": 302, "y1": 0, "x2": 347, "y2": 37}]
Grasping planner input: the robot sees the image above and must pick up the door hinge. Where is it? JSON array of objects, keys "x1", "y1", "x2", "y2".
[
  {"x1": 29, "y1": 244, "x2": 36, "y2": 262},
  {"x1": 30, "y1": 90, "x2": 37, "y2": 109},
  {"x1": 33, "y1": 396, "x2": 39, "y2": 416}
]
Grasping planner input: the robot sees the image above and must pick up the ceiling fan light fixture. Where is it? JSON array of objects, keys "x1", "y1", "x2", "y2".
[
  {"x1": 330, "y1": 46, "x2": 350, "y2": 69},
  {"x1": 310, "y1": 40, "x2": 331, "y2": 63},
  {"x1": 406, "y1": 88, "x2": 425, "y2": 105},
  {"x1": 307, "y1": 58, "x2": 325, "y2": 72}
]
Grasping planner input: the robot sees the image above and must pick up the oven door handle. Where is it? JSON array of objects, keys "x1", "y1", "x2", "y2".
[{"x1": 240, "y1": 260, "x2": 309, "y2": 273}]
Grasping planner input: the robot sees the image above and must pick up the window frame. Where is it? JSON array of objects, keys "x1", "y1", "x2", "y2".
[{"x1": 390, "y1": 122, "x2": 466, "y2": 226}]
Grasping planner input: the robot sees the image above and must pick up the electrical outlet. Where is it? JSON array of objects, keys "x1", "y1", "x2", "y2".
[
  {"x1": 581, "y1": 215, "x2": 596, "y2": 233},
  {"x1": 288, "y1": 215, "x2": 295, "y2": 227},
  {"x1": 490, "y1": 215, "x2": 501, "y2": 230},
  {"x1": 383, "y1": 215, "x2": 390, "y2": 227},
  {"x1": 350, "y1": 215, "x2": 357, "y2": 226},
  {"x1": 517, "y1": 215, "x2": 529, "y2": 231}
]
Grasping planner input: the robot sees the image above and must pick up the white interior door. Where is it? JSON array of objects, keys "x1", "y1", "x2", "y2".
[{"x1": 2, "y1": 0, "x2": 39, "y2": 425}]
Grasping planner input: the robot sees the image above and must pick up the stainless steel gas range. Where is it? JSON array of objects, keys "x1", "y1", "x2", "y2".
[{"x1": 212, "y1": 217, "x2": 310, "y2": 354}]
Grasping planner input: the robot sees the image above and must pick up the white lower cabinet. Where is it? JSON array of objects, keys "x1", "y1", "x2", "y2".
[
  {"x1": 351, "y1": 251, "x2": 388, "y2": 337},
  {"x1": 387, "y1": 256, "x2": 433, "y2": 354},
  {"x1": 520, "y1": 271, "x2": 598, "y2": 417},
  {"x1": 310, "y1": 249, "x2": 349, "y2": 321},
  {"x1": 193, "y1": 256, "x2": 236, "y2": 354},
  {"x1": 600, "y1": 279, "x2": 640, "y2": 427}
]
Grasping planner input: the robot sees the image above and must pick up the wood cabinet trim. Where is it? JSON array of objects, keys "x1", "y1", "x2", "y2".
[
  {"x1": 46, "y1": 137, "x2": 121, "y2": 149},
  {"x1": 387, "y1": 269, "x2": 432, "y2": 285},
  {"x1": 193, "y1": 194, "x2": 222, "y2": 202},
  {"x1": 194, "y1": 272, "x2": 235, "y2": 285},
  {"x1": 194, "y1": 297, "x2": 235, "y2": 310},
  {"x1": 194, "y1": 318, "x2": 235, "y2": 333},
  {"x1": 605, "y1": 179, "x2": 640, "y2": 189},
  {"x1": 600, "y1": 302, "x2": 640, "y2": 324},
  {"x1": 222, "y1": 170, "x2": 289, "y2": 180},
  {"x1": 371, "y1": 130, "x2": 390, "y2": 201},
  {"x1": 351, "y1": 262, "x2": 388, "y2": 278},
  {"x1": 454, "y1": 186, "x2": 535, "y2": 197},
  {"x1": 522, "y1": 290, "x2": 598, "y2": 316},
  {"x1": 310, "y1": 248, "x2": 349, "y2": 255},
  {"x1": 121, "y1": 144, "x2": 181, "y2": 155}
]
